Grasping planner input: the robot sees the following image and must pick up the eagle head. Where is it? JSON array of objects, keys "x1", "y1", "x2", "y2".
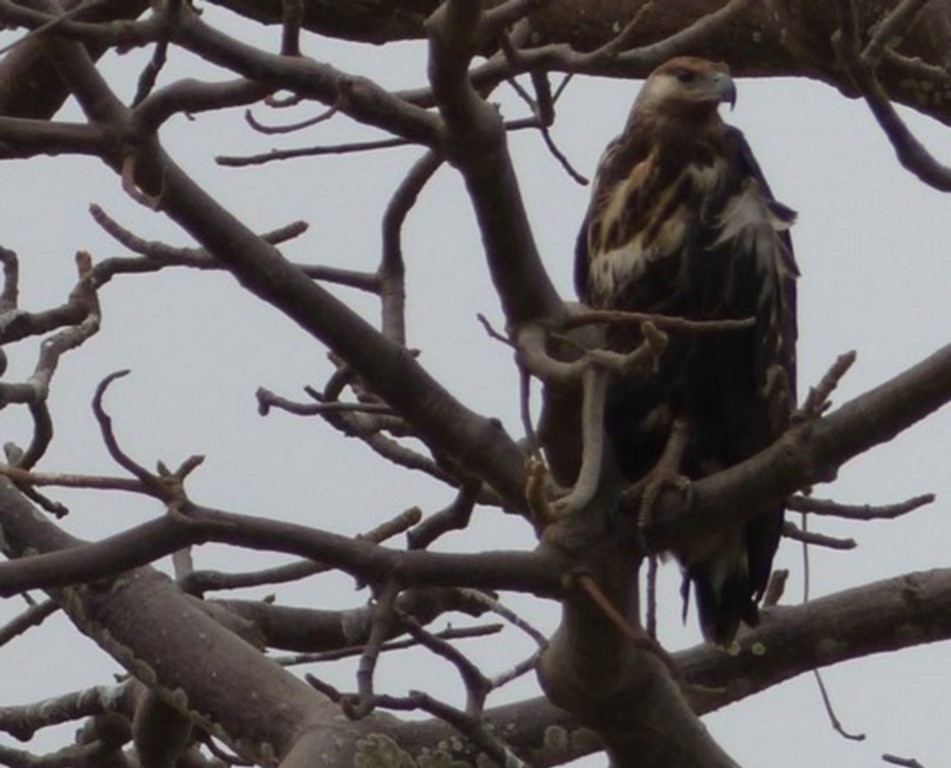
[{"x1": 632, "y1": 57, "x2": 736, "y2": 121}]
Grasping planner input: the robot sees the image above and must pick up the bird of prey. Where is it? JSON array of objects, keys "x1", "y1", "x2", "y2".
[{"x1": 575, "y1": 56, "x2": 798, "y2": 644}]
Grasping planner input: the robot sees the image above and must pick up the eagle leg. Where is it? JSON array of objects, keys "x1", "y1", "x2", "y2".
[{"x1": 638, "y1": 417, "x2": 693, "y2": 530}]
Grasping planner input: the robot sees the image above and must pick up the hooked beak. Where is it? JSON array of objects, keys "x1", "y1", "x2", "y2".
[{"x1": 712, "y1": 71, "x2": 737, "y2": 110}]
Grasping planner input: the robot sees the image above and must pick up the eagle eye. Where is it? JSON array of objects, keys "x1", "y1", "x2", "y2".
[{"x1": 674, "y1": 68, "x2": 696, "y2": 84}]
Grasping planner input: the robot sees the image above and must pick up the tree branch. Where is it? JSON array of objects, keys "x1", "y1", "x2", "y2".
[{"x1": 640, "y1": 340, "x2": 951, "y2": 552}]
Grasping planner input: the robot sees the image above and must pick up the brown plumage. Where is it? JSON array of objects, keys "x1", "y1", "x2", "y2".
[{"x1": 575, "y1": 57, "x2": 798, "y2": 644}]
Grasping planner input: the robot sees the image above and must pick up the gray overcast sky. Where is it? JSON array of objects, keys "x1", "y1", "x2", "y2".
[{"x1": 1, "y1": 9, "x2": 950, "y2": 766}]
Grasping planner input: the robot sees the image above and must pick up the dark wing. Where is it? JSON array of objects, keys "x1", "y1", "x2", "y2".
[
  {"x1": 718, "y1": 126, "x2": 798, "y2": 617},
  {"x1": 683, "y1": 127, "x2": 797, "y2": 640},
  {"x1": 574, "y1": 135, "x2": 628, "y2": 304},
  {"x1": 725, "y1": 125, "x2": 798, "y2": 414}
]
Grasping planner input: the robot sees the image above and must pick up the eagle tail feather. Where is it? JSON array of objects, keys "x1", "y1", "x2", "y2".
[{"x1": 690, "y1": 558, "x2": 759, "y2": 646}]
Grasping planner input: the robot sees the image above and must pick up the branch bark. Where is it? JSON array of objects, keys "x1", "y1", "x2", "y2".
[{"x1": 197, "y1": 0, "x2": 951, "y2": 127}]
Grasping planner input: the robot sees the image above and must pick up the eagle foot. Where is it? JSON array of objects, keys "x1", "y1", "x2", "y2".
[
  {"x1": 640, "y1": 473, "x2": 693, "y2": 530},
  {"x1": 638, "y1": 417, "x2": 692, "y2": 529}
]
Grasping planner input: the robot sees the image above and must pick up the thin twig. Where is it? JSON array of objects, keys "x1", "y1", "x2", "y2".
[
  {"x1": 281, "y1": 0, "x2": 303, "y2": 56},
  {"x1": 476, "y1": 313, "x2": 514, "y2": 347},
  {"x1": 801, "y1": 511, "x2": 811, "y2": 601},
  {"x1": 276, "y1": 624, "x2": 503, "y2": 667},
  {"x1": 563, "y1": 308, "x2": 755, "y2": 334},
  {"x1": 882, "y1": 754, "x2": 927, "y2": 768},
  {"x1": 762, "y1": 569, "x2": 788, "y2": 607},
  {"x1": 244, "y1": 103, "x2": 339, "y2": 135},
  {"x1": 256, "y1": 388, "x2": 393, "y2": 417},
  {"x1": 346, "y1": 581, "x2": 399, "y2": 719},
  {"x1": 645, "y1": 555, "x2": 658, "y2": 639},
  {"x1": 578, "y1": 574, "x2": 680, "y2": 680},
  {"x1": 552, "y1": 367, "x2": 607, "y2": 514},
  {"x1": 217, "y1": 136, "x2": 412, "y2": 166},
  {"x1": 183, "y1": 506, "x2": 424, "y2": 594},
  {"x1": 397, "y1": 609, "x2": 491, "y2": 717},
  {"x1": 455, "y1": 589, "x2": 548, "y2": 648},
  {"x1": 0, "y1": 599, "x2": 58, "y2": 649},
  {"x1": 380, "y1": 151, "x2": 442, "y2": 345},
  {"x1": 787, "y1": 493, "x2": 935, "y2": 520},
  {"x1": 0, "y1": 465, "x2": 146, "y2": 493},
  {"x1": 217, "y1": 118, "x2": 540, "y2": 167},
  {"x1": 304, "y1": 674, "x2": 344, "y2": 702},
  {"x1": 796, "y1": 350, "x2": 857, "y2": 420},
  {"x1": 813, "y1": 669, "x2": 866, "y2": 741},
  {"x1": 489, "y1": 649, "x2": 541, "y2": 689},
  {"x1": 518, "y1": 367, "x2": 541, "y2": 460},
  {"x1": 374, "y1": 690, "x2": 530, "y2": 768},
  {"x1": 0, "y1": 247, "x2": 19, "y2": 313},
  {"x1": 782, "y1": 520, "x2": 856, "y2": 550},
  {"x1": 407, "y1": 483, "x2": 479, "y2": 550},
  {"x1": 91, "y1": 371, "x2": 171, "y2": 500},
  {"x1": 132, "y1": 38, "x2": 169, "y2": 107},
  {"x1": 91, "y1": 204, "x2": 381, "y2": 292},
  {"x1": 500, "y1": 62, "x2": 588, "y2": 184}
]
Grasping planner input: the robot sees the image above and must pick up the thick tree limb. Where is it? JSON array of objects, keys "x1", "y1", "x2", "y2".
[{"x1": 198, "y1": 0, "x2": 951, "y2": 128}]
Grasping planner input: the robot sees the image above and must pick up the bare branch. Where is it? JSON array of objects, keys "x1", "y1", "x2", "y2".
[
  {"x1": 182, "y1": 506, "x2": 422, "y2": 595},
  {"x1": 346, "y1": 581, "x2": 399, "y2": 719},
  {"x1": 396, "y1": 610, "x2": 491, "y2": 717},
  {"x1": 375, "y1": 690, "x2": 531, "y2": 768},
  {"x1": 489, "y1": 649, "x2": 542, "y2": 690},
  {"x1": 563, "y1": 307, "x2": 755, "y2": 334},
  {"x1": 256, "y1": 389, "x2": 393, "y2": 417},
  {"x1": 380, "y1": 151, "x2": 442, "y2": 345},
  {"x1": 0, "y1": 246, "x2": 19, "y2": 313},
  {"x1": 0, "y1": 599, "x2": 58, "y2": 650},
  {"x1": 516, "y1": 319, "x2": 666, "y2": 386},
  {"x1": 0, "y1": 465, "x2": 149, "y2": 494},
  {"x1": 576, "y1": 574, "x2": 680, "y2": 680},
  {"x1": 276, "y1": 624, "x2": 503, "y2": 667},
  {"x1": 795, "y1": 350, "x2": 857, "y2": 420},
  {"x1": 91, "y1": 371, "x2": 170, "y2": 500},
  {"x1": 245, "y1": 102, "x2": 339, "y2": 135},
  {"x1": 883, "y1": 755, "x2": 928, "y2": 768},
  {"x1": 813, "y1": 669, "x2": 866, "y2": 741},
  {"x1": 781, "y1": 521, "x2": 856, "y2": 550},
  {"x1": 787, "y1": 493, "x2": 935, "y2": 520},
  {"x1": 455, "y1": 589, "x2": 548, "y2": 648},
  {"x1": 552, "y1": 367, "x2": 608, "y2": 514},
  {"x1": 281, "y1": 0, "x2": 303, "y2": 57},
  {"x1": 407, "y1": 483, "x2": 480, "y2": 550},
  {"x1": 0, "y1": 495, "x2": 565, "y2": 598},
  {"x1": 216, "y1": 135, "x2": 412, "y2": 167},
  {"x1": 132, "y1": 37, "x2": 169, "y2": 107}
]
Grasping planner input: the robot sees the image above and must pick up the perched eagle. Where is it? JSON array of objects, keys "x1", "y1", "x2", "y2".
[{"x1": 575, "y1": 57, "x2": 798, "y2": 644}]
